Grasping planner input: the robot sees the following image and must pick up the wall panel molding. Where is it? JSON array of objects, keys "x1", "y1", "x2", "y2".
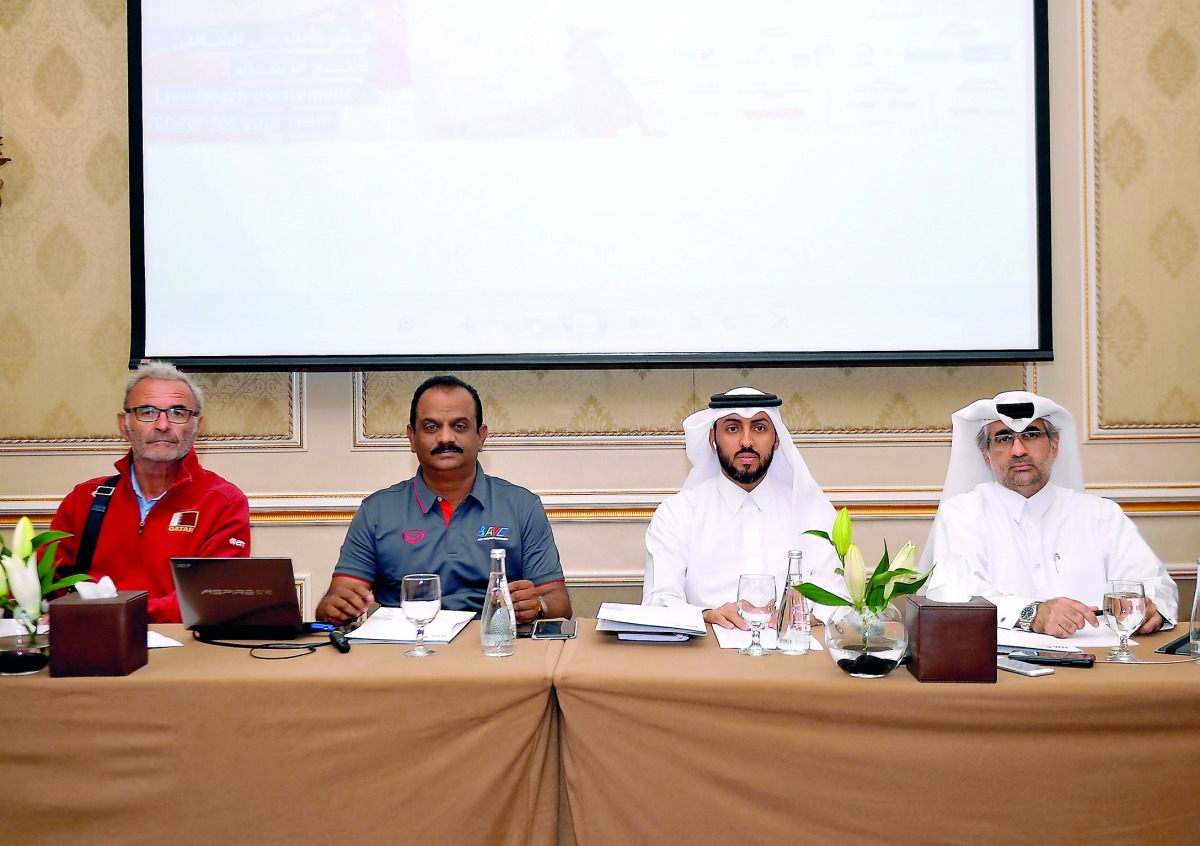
[
  {"x1": 0, "y1": 372, "x2": 306, "y2": 453},
  {"x1": 1088, "y1": 0, "x2": 1200, "y2": 435}
]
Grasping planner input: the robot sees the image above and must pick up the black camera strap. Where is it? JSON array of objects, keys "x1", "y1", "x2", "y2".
[{"x1": 66, "y1": 474, "x2": 122, "y2": 578}]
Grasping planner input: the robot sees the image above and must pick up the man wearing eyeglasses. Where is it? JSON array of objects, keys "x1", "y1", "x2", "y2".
[
  {"x1": 50, "y1": 361, "x2": 251, "y2": 622},
  {"x1": 923, "y1": 391, "x2": 1177, "y2": 638}
]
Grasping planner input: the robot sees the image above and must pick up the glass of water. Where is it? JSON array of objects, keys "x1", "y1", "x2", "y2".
[
  {"x1": 737, "y1": 574, "x2": 777, "y2": 657},
  {"x1": 402, "y1": 574, "x2": 442, "y2": 657},
  {"x1": 1102, "y1": 580, "x2": 1146, "y2": 663}
]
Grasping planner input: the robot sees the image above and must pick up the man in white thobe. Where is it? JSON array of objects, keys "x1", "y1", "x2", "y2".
[
  {"x1": 642, "y1": 387, "x2": 839, "y2": 629},
  {"x1": 924, "y1": 391, "x2": 1176, "y2": 637}
]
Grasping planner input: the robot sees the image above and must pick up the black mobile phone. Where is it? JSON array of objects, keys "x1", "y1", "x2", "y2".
[
  {"x1": 1001, "y1": 648, "x2": 1095, "y2": 668},
  {"x1": 516, "y1": 623, "x2": 535, "y2": 638},
  {"x1": 532, "y1": 618, "x2": 578, "y2": 640}
]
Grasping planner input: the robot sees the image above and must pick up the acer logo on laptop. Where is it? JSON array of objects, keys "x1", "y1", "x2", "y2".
[{"x1": 200, "y1": 588, "x2": 273, "y2": 596}]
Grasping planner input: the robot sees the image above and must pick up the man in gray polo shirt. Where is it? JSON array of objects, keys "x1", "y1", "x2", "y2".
[{"x1": 316, "y1": 375, "x2": 571, "y2": 625}]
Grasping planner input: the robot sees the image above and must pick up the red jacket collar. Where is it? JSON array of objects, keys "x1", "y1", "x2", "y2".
[{"x1": 114, "y1": 448, "x2": 201, "y2": 492}]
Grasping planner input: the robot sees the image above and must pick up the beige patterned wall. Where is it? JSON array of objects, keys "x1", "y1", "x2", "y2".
[
  {"x1": 0, "y1": 1, "x2": 295, "y2": 446},
  {"x1": 360, "y1": 367, "x2": 1025, "y2": 442},
  {"x1": 1096, "y1": 1, "x2": 1200, "y2": 428}
]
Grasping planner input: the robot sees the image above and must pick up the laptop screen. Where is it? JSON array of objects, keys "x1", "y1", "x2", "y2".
[{"x1": 171, "y1": 557, "x2": 304, "y2": 639}]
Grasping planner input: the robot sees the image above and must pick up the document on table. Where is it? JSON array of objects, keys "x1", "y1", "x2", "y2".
[
  {"x1": 0, "y1": 620, "x2": 184, "y2": 648},
  {"x1": 0, "y1": 619, "x2": 43, "y2": 637},
  {"x1": 595, "y1": 602, "x2": 707, "y2": 637},
  {"x1": 347, "y1": 607, "x2": 474, "y2": 644},
  {"x1": 711, "y1": 626, "x2": 824, "y2": 651},
  {"x1": 149, "y1": 631, "x2": 183, "y2": 648},
  {"x1": 997, "y1": 622, "x2": 1130, "y2": 652}
]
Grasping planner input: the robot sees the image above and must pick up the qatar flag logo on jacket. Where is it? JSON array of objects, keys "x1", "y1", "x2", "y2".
[{"x1": 169, "y1": 511, "x2": 199, "y2": 533}]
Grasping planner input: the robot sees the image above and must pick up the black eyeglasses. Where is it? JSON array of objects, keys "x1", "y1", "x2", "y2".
[
  {"x1": 989, "y1": 430, "x2": 1047, "y2": 451},
  {"x1": 124, "y1": 405, "x2": 199, "y2": 424}
]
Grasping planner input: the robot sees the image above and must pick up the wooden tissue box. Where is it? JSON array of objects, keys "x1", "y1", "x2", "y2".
[
  {"x1": 905, "y1": 595, "x2": 997, "y2": 683},
  {"x1": 49, "y1": 591, "x2": 149, "y2": 677}
]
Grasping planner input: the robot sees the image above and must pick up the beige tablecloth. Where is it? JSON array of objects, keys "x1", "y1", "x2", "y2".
[
  {"x1": 554, "y1": 621, "x2": 1200, "y2": 846},
  {"x1": 7, "y1": 624, "x2": 563, "y2": 846}
]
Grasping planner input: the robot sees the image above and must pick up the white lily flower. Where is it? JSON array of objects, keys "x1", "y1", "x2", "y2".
[
  {"x1": 843, "y1": 543, "x2": 867, "y2": 607},
  {"x1": 885, "y1": 542, "x2": 923, "y2": 602},
  {"x1": 889, "y1": 541, "x2": 916, "y2": 573},
  {"x1": 1, "y1": 551, "x2": 43, "y2": 622},
  {"x1": 12, "y1": 516, "x2": 34, "y2": 560},
  {"x1": 831, "y1": 508, "x2": 852, "y2": 559}
]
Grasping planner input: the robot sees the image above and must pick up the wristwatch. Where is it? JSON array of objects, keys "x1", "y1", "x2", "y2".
[
  {"x1": 1015, "y1": 601, "x2": 1040, "y2": 632},
  {"x1": 536, "y1": 595, "x2": 549, "y2": 619}
]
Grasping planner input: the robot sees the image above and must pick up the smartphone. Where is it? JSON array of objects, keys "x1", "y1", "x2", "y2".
[
  {"x1": 516, "y1": 623, "x2": 535, "y2": 638},
  {"x1": 999, "y1": 648, "x2": 1095, "y2": 668},
  {"x1": 997, "y1": 655, "x2": 1054, "y2": 677},
  {"x1": 532, "y1": 618, "x2": 578, "y2": 640}
]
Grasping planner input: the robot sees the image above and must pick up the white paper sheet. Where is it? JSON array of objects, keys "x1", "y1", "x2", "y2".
[
  {"x1": 1, "y1": 621, "x2": 183, "y2": 647},
  {"x1": 596, "y1": 602, "x2": 707, "y2": 635},
  {"x1": 347, "y1": 606, "x2": 474, "y2": 644},
  {"x1": 149, "y1": 631, "x2": 184, "y2": 648},
  {"x1": 0, "y1": 619, "x2": 36, "y2": 637},
  {"x1": 996, "y1": 622, "x2": 1131, "y2": 651},
  {"x1": 711, "y1": 626, "x2": 824, "y2": 651}
]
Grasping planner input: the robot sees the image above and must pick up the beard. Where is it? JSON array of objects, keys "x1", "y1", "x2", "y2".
[{"x1": 717, "y1": 444, "x2": 774, "y2": 487}]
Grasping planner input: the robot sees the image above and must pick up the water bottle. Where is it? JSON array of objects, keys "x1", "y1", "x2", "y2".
[
  {"x1": 776, "y1": 549, "x2": 811, "y2": 655},
  {"x1": 481, "y1": 548, "x2": 517, "y2": 657},
  {"x1": 1190, "y1": 558, "x2": 1200, "y2": 661}
]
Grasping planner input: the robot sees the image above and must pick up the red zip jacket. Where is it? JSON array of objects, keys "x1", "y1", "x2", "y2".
[{"x1": 51, "y1": 449, "x2": 251, "y2": 623}]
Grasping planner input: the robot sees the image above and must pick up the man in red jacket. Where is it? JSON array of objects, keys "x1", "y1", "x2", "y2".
[{"x1": 52, "y1": 361, "x2": 251, "y2": 623}]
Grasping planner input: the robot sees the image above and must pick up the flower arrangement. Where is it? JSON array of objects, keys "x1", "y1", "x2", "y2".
[
  {"x1": 796, "y1": 507, "x2": 930, "y2": 617},
  {"x1": 1, "y1": 517, "x2": 85, "y2": 635}
]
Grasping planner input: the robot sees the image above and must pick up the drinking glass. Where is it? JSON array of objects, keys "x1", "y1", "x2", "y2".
[
  {"x1": 1102, "y1": 580, "x2": 1146, "y2": 663},
  {"x1": 402, "y1": 574, "x2": 442, "y2": 657},
  {"x1": 737, "y1": 574, "x2": 777, "y2": 657}
]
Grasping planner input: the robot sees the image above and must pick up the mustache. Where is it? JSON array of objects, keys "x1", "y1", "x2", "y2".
[
  {"x1": 431, "y1": 443, "x2": 464, "y2": 454},
  {"x1": 736, "y1": 448, "x2": 760, "y2": 459}
]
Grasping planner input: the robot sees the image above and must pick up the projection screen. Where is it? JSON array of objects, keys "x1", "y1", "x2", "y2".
[{"x1": 129, "y1": 0, "x2": 1051, "y2": 369}]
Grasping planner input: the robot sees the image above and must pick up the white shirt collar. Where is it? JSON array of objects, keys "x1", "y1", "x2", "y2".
[{"x1": 989, "y1": 480, "x2": 1057, "y2": 524}]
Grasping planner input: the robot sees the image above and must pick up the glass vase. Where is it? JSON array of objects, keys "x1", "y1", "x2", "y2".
[
  {"x1": 0, "y1": 621, "x2": 50, "y2": 676},
  {"x1": 824, "y1": 603, "x2": 907, "y2": 678}
]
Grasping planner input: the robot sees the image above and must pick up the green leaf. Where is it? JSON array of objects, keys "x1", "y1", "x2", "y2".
[
  {"x1": 45, "y1": 574, "x2": 92, "y2": 593},
  {"x1": 871, "y1": 542, "x2": 890, "y2": 580},
  {"x1": 796, "y1": 583, "x2": 851, "y2": 607},
  {"x1": 803, "y1": 529, "x2": 832, "y2": 543},
  {"x1": 38, "y1": 541, "x2": 61, "y2": 593},
  {"x1": 30, "y1": 530, "x2": 71, "y2": 549},
  {"x1": 887, "y1": 573, "x2": 932, "y2": 598}
]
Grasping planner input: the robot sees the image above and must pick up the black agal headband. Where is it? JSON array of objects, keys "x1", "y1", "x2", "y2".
[{"x1": 708, "y1": 391, "x2": 782, "y2": 409}]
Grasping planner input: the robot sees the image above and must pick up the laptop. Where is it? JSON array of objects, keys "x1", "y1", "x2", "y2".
[{"x1": 171, "y1": 557, "x2": 305, "y2": 641}]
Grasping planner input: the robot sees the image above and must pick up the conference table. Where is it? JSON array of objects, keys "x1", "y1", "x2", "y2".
[
  {"x1": 553, "y1": 621, "x2": 1200, "y2": 846},
  {"x1": 8, "y1": 624, "x2": 564, "y2": 846},
  {"x1": 6, "y1": 622, "x2": 1199, "y2": 846}
]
